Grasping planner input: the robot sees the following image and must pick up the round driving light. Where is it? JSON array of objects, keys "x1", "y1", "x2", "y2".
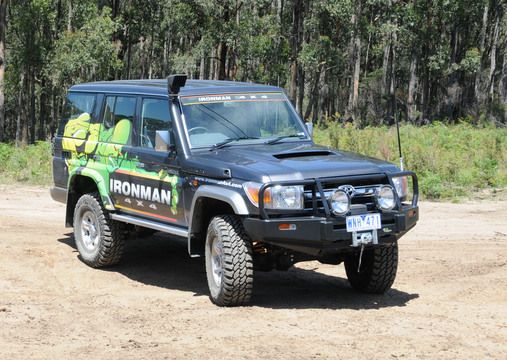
[
  {"x1": 330, "y1": 190, "x2": 350, "y2": 215},
  {"x1": 376, "y1": 185, "x2": 396, "y2": 210}
]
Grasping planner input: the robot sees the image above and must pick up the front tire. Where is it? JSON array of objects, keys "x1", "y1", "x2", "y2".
[
  {"x1": 205, "y1": 215, "x2": 254, "y2": 306},
  {"x1": 344, "y1": 243, "x2": 398, "y2": 294},
  {"x1": 73, "y1": 192, "x2": 126, "y2": 267}
]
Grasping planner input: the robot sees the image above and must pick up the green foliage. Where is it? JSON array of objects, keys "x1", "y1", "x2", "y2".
[
  {"x1": 46, "y1": 8, "x2": 121, "y2": 88},
  {"x1": 0, "y1": 142, "x2": 52, "y2": 185},
  {"x1": 314, "y1": 123, "x2": 507, "y2": 200},
  {"x1": 460, "y1": 48, "x2": 481, "y2": 73}
]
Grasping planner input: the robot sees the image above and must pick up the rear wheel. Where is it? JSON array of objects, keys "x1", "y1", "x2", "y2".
[
  {"x1": 73, "y1": 192, "x2": 126, "y2": 267},
  {"x1": 344, "y1": 243, "x2": 398, "y2": 294},
  {"x1": 205, "y1": 215, "x2": 254, "y2": 306}
]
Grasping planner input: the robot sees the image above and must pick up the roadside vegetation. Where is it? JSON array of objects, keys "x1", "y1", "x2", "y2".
[
  {"x1": 0, "y1": 141, "x2": 52, "y2": 186},
  {"x1": 315, "y1": 123, "x2": 507, "y2": 200},
  {"x1": 1, "y1": 124, "x2": 505, "y2": 200}
]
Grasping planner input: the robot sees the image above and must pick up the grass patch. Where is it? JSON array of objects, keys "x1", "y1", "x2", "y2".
[
  {"x1": 0, "y1": 142, "x2": 52, "y2": 186},
  {"x1": 1, "y1": 124, "x2": 506, "y2": 201},
  {"x1": 314, "y1": 123, "x2": 507, "y2": 200}
]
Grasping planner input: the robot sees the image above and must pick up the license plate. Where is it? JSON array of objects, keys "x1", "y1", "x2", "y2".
[{"x1": 346, "y1": 213, "x2": 381, "y2": 232}]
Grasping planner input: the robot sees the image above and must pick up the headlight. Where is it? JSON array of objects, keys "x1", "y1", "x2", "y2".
[
  {"x1": 376, "y1": 185, "x2": 396, "y2": 211},
  {"x1": 243, "y1": 182, "x2": 304, "y2": 210},
  {"x1": 392, "y1": 176, "x2": 408, "y2": 200},
  {"x1": 330, "y1": 189, "x2": 350, "y2": 215}
]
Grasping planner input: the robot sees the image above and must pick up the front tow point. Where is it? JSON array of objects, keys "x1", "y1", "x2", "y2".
[
  {"x1": 352, "y1": 230, "x2": 378, "y2": 272},
  {"x1": 352, "y1": 230, "x2": 378, "y2": 247}
]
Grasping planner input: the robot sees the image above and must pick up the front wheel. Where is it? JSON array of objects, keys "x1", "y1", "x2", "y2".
[
  {"x1": 205, "y1": 215, "x2": 254, "y2": 306},
  {"x1": 344, "y1": 243, "x2": 398, "y2": 294}
]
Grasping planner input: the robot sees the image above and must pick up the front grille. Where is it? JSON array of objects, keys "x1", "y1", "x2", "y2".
[{"x1": 303, "y1": 175, "x2": 390, "y2": 216}]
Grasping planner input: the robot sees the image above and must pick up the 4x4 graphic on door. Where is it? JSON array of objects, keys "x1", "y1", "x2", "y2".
[{"x1": 110, "y1": 169, "x2": 180, "y2": 220}]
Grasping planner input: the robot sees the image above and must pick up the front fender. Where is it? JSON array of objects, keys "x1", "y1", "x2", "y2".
[{"x1": 187, "y1": 185, "x2": 250, "y2": 257}]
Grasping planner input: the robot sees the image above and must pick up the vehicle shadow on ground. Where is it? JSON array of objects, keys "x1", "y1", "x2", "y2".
[{"x1": 58, "y1": 233, "x2": 419, "y2": 310}]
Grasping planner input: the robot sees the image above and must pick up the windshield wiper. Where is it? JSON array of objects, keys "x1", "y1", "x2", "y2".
[
  {"x1": 265, "y1": 133, "x2": 306, "y2": 145},
  {"x1": 210, "y1": 136, "x2": 259, "y2": 151}
]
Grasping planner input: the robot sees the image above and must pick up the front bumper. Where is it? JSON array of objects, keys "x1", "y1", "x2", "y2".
[{"x1": 243, "y1": 205, "x2": 419, "y2": 256}]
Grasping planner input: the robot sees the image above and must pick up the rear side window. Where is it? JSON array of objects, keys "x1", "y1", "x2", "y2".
[
  {"x1": 140, "y1": 98, "x2": 171, "y2": 148},
  {"x1": 58, "y1": 93, "x2": 96, "y2": 138},
  {"x1": 100, "y1": 96, "x2": 136, "y2": 145}
]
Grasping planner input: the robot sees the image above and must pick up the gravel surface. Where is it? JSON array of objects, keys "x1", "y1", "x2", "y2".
[{"x1": 1, "y1": 185, "x2": 506, "y2": 359}]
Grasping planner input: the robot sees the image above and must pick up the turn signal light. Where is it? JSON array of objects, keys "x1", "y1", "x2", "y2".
[{"x1": 278, "y1": 223, "x2": 297, "y2": 231}]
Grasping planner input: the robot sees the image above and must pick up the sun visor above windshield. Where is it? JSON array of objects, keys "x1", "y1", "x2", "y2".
[{"x1": 180, "y1": 92, "x2": 285, "y2": 106}]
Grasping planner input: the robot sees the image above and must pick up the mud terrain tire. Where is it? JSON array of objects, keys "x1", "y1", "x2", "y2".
[
  {"x1": 344, "y1": 243, "x2": 398, "y2": 294},
  {"x1": 205, "y1": 215, "x2": 254, "y2": 306},
  {"x1": 73, "y1": 192, "x2": 125, "y2": 267}
]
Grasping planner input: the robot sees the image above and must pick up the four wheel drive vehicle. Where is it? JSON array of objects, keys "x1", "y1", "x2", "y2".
[{"x1": 50, "y1": 75, "x2": 419, "y2": 306}]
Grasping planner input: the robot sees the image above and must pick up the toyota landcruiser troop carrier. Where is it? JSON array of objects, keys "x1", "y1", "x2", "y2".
[{"x1": 51, "y1": 75, "x2": 419, "y2": 306}]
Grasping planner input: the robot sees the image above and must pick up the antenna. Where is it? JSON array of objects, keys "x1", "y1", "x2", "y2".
[
  {"x1": 395, "y1": 110, "x2": 403, "y2": 170},
  {"x1": 393, "y1": 80, "x2": 403, "y2": 170}
]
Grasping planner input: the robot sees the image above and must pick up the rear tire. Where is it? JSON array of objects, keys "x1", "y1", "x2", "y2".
[
  {"x1": 205, "y1": 215, "x2": 254, "y2": 306},
  {"x1": 344, "y1": 243, "x2": 398, "y2": 294},
  {"x1": 73, "y1": 192, "x2": 126, "y2": 267}
]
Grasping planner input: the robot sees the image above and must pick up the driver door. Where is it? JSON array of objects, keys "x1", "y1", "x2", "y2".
[{"x1": 122, "y1": 97, "x2": 185, "y2": 226}]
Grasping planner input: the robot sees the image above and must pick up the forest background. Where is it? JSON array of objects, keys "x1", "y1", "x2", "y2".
[{"x1": 0, "y1": 0, "x2": 505, "y2": 199}]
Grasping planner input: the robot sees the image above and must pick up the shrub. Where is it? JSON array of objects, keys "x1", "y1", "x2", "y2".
[
  {"x1": 314, "y1": 123, "x2": 507, "y2": 199},
  {"x1": 0, "y1": 142, "x2": 52, "y2": 185}
]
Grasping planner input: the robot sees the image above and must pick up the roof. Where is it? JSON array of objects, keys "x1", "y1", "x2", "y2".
[{"x1": 69, "y1": 79, "x2": 283, "y2": 97}]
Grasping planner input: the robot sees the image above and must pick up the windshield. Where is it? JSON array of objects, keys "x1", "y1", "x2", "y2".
[{"x1": 180, "y1": 92, "x2": 308, "y2": 148}]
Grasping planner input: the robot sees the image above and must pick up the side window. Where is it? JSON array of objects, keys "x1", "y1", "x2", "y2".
[
  {"x1": 58, "y1": 93, "x2": 96, "y2": 138},
  {"x1": 140, "y1": 98, "x2": 171, "y2": 148},
  {"x1": 100, "y1": 96, "x2": 136, "y2": 145}
]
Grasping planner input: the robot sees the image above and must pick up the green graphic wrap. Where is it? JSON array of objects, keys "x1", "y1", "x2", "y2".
[{"x1": 62, "y1": 112, "x2": 180, "y2": 215}]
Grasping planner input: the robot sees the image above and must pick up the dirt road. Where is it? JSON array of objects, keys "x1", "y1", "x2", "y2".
[{"x1": 0, "y1": 185, "x2": 506, "y2": 359}]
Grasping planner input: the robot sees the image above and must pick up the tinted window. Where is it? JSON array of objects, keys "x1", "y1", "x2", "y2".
[
  {"x1": 58, "y1": 93, "x2": 96, "y2": 137},
  {"x1": 103, "y1": 96, "x2": 136, "y2": 129},
  {"x1": 140, "y1": 98, "x2": 171, "y2": 148},
  {"x1": 100, "y1": 96, "x2": 136, "y2": 145}
]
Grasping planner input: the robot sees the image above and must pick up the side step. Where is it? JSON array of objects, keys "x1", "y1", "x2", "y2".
[{"x1": 110, "y1": 213, "x2": 188, "y2": 238}]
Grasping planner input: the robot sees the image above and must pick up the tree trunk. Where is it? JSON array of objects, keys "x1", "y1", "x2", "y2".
[
  {"x1": 348, "y1": 36, "x2": 361, "y2": 113},
  {"x1": 210, "y1": 48, "x2": 216, "y2": 80},
  {"x1": 199, "y1": 55, "x2": 206, "y2": 80},
  {"x1": 297, "y1": 67, "x2": 304, "y2": 114},
  {"x1": 126, "y1": 34, "x2": 132, "y2": 79},
  {"x1": 347, "y1": 1, "x2": 362, "y2": 117},
  {"x1": 67, "y1": 0, "x2": 72, "y2": 31},
  {"x1": 216, "y1": 5, "x2": 230, "y2": 80},
  {"x1": 217, "y1": 41, "x2": 228, "y2": 80},
  {"x1": 289, "y1": 0, "x2": 302, "y2": 105},
  {"x1": 407, "y1": 52, "x2": 418, "y2": 123},
  {"x1": 381, "y1": 43, "x2": 390, "y2": 95},
  {"x1": 488, "y1": 14, "x2": 500, "y2": 100},
  {"x1": 30, "y1": 67, "x2": 36, "y2": 143},
  {"x1": 304, "y1": 67, "x2": 322, "y2": 121},
  {"x1": 16, "y1": 73, "x2": 28, "y2": 147},
  {"x1": 475, "y1": 3, "x2": 488, "y2": 103},
  {"x1": 381, "y1": 0, "x2": 392, "y2": 96},
  {"x1": 499, "y1": 40, "x2": 507, "y2": 122},
  {"x1": 0, "y1": 0, "x2": 6, "y2": 143},
  {"x1": 39, "y1": 78, "x2": 47, "y2": 141}
]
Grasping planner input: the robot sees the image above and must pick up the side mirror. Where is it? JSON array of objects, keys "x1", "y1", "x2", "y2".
[
  {"x1": 305, "y1": 122, "x2": 313, "y2": 138},
  {"x1": 155, "y1": 130, "x2": 173, "y2": 152}
]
